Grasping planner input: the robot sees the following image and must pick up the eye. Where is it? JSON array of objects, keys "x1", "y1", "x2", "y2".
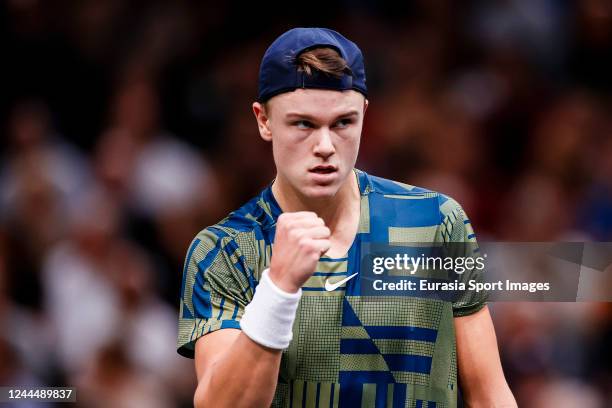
[
  {"x1": 294, "y1": 120, "x2": 313, "y2": 130},
  {"x1": 334, "y1": 118, "x2": 353, "y2": 129}
]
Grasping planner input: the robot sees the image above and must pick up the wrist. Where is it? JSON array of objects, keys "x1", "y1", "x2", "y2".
[
  {"x1": 268, "y1": 267, "x2": 301, "y2": 293},
  {"x1": 239, "y1": 268, "x2": 302, "y2": 350}
]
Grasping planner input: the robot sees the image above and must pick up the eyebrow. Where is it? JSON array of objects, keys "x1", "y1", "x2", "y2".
[{"x1": 284, "y1": 110, "x2": 359, "y2": 121}]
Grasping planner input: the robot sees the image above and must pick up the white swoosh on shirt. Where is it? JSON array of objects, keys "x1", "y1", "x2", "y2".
[{"x1": 324, "y1": 273, "x2": 358, "y2": 291}]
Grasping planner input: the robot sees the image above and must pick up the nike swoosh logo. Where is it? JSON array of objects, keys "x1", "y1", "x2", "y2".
[{"x1": 324, "y1": 273, "x2": 358, "y2": 291}]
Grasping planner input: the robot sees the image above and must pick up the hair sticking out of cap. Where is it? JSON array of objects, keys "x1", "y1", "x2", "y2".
[{"x1": 296, "y1": 48, "x2": 353, "y2": 79}]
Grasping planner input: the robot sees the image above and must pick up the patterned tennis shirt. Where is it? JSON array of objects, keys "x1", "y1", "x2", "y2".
[{"x1": 178, "y1": 169, "x2": 487, "y2": 407}]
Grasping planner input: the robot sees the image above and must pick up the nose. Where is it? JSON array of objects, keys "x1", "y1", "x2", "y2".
[{"x1": 313, "y1": 127, "x2": 335, "y2": 159}]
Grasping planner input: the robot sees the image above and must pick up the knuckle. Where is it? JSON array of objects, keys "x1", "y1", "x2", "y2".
[{"x1": 298, "y1": 239, "x2": 309, "y2": 249}]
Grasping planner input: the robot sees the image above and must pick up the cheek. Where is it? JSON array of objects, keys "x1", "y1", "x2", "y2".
[
  {"x1": 271, "y1": 132, "x2": 307, "y2": 170},
  {"x1": 338, "y1": 132, "x2": 361, "y2": 158}
]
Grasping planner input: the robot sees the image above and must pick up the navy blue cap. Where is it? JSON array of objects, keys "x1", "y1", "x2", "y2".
[{"x1": 257, "y1": 27, "x2": 367, "y2": 102}]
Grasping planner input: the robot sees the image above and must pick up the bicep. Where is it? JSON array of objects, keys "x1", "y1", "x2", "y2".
[
  {"x1": 179, "y1": 231, "x2": 251, "y2": 360},
  {"x1": 194, "y1": 328, "x2": 241, "y2": 381},
  {"x1": 454, "y1": 305, "x2": 503, "y2": 380}
]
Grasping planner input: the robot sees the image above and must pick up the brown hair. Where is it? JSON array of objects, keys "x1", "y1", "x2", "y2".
[{"x1": 296, "y1": 47, "x2": 352, "y2": 78}]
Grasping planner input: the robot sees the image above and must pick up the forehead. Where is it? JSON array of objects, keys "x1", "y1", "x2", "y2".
[{"x1": 268, "y1": 89, "x2": 364, "y2": 118}]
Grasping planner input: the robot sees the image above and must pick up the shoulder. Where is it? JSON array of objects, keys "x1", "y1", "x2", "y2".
[
  {"x1": 364, "y1": 171, "x2": 437, "y2": 197},
  {"x1": 186, "y1": 188, "x2": 277, "y2": 264},
  {"x1": 360, "y1": 170, "x2": 468, "y2": 224}
]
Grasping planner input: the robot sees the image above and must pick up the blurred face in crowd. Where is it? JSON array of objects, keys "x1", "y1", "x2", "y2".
[{"x1": 253, "y1": 89, "x2": 368, "y2": 200}]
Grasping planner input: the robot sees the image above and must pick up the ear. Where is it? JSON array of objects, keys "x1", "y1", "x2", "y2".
[
  {"x1": 252, "y1": 102, "x2": 272, "y2": 142},
  {"x1": 363, "y1": 98, "x2": 369, "y2": 115}
]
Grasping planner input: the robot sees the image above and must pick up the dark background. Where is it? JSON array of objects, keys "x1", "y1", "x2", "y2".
[{"x1": 1, "y1": 1, "x2": 611, "y2": 407}]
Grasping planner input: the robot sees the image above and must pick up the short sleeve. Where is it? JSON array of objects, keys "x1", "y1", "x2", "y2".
[
  {"x1": 177, "y1": 228, "x2": 254, "y2": 358},
  {"x1": 439, "y1": 197, "x2": 488, "y2": 317}
]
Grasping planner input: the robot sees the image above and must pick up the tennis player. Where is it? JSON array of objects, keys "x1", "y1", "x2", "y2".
[{"x1": 178, "y1": 27, "x2": 517, "y2": 407}]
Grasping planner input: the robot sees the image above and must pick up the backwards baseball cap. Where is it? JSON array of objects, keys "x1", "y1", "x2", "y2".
[{"x1": 257, "y1": 27, "x2": 367, "y2": 102}]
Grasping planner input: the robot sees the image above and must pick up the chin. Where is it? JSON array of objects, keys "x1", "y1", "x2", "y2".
[{"x1": 300, "y1": 183, "x2": 341, "y2": 199}]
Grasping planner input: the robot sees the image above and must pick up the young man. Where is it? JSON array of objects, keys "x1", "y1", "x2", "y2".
[{"x1": 177, "y1": 27, "x2": 516, "y2": 407}]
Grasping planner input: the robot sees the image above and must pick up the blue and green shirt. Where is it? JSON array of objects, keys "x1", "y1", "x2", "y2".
[{"x1": 178, "y1": 169, "x2": 487, "y2": 407}]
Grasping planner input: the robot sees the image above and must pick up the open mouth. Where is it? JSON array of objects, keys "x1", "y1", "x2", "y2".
[{"x1": 310, "y1": 166, "x2": 337, "y2": 174}]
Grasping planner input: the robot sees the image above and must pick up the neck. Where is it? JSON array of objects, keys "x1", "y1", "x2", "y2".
[{"x1": 271, "y1": 171, "x2": 360, "y2": 231}]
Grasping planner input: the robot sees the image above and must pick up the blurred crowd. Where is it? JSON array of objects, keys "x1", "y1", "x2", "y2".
[{"x1": 1, "y1": 1, "x2": 611, "y2": 407}]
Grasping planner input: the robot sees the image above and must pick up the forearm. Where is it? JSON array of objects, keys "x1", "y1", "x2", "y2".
[
  {"x1": 461, "y1": 377, "x2": 516, "y2": 408},
  {"x1": 455, "y1": 306, "x2": 517, "y2": 408},
  {"x1": 194, "y1": 213, "x2": 327, "y2": 407},
  {"x1": 195, "y1": 333, "x2": 282, "y2": 408},
  {"x1": 458, "y1": 329, "x2": 516, "y2": 407}
]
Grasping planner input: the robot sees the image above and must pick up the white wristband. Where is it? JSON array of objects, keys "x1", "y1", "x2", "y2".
[{"x1": 239, "y1": 268, "x2": 302, "y2": 350}]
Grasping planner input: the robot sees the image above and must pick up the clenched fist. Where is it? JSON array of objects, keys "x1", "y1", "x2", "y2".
[{"x1": 268, "y1": 212, "x2": 331, "y2": 293}]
